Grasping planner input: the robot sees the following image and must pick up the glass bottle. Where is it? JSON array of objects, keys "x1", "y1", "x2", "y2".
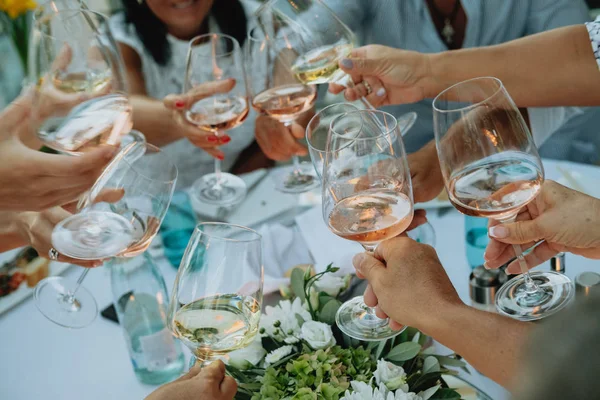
[{"x1": 109, "y1": 253, "x2": 185, "y2": 384}]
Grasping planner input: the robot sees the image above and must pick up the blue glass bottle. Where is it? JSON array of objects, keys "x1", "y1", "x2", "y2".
[{"x1": 464, "y1": 215, "x2": 490, "y2": 269}]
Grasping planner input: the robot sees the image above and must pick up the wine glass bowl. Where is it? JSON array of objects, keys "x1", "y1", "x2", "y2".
[
  {"x1": 168, "y1": 223, "x2": 263, "y2": 364},
  {"x1": 321, "y1": 110, "x2": 414, "y2": 340},
  {"x1": 432, "y1": 77, "x2": 574, "y2": 321},
  {"x1": 185, "y1": 34, "x2": 250, "y2": 206}
]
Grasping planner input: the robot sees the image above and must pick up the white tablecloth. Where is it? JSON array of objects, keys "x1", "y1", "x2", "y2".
[{"x1": 1, "y1": 159, "x2": 599, "y2": 400}]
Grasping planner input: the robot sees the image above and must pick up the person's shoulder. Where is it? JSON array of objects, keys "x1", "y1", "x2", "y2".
[{"x1": 108, "y1": 12, "x2": 144, "y2": 53}]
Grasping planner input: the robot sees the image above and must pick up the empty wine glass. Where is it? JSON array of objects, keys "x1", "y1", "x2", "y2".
[
  {"x1": 35, "y1": 140, "x2": 178, "y2": 328},
  {"x1": 29, "y1": 9, "x2": 143, "y2": 154},
  {"x1": 254, "y1": 0, "x2": 418, "y2": 135},
  {"x1": 432, "y1": 77, "x2": 574, "y2": 321},
  {"x1": 185, "y1": 34, "x2": 250, "y2": 206},
  {"x1": 168, "y1": 223, "x2": 263, "y2": 367},
  {"x1": 246, "y1": 26, "x2": 319, "y2": 193},
  {"x1": 322, "y1": 110, "x2": 414, "y2": 341},
  {"x1": 306, "y1": 102, "x2": 358, "y2": 180}
]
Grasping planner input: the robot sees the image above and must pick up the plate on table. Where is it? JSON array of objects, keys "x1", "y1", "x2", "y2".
[{"x1": 0, "y1": 247, "x2": 71, "y2": 316}]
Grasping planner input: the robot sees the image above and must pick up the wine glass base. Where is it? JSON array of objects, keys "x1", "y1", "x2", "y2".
[
  {"x1": 34, "y1": 276, "x2": 98, "y2": 328},
  {"x1": 495, "y1": 271, "x2": 574, "y2": 321},
  {"x1": 52, "y1": 211, "x2": 134, "y2": 260},
  {"x1": 335, "y1": 296, "x2": 405, "y2": 341},
  {"x1": 192, "y1": 173, "x2": 247, "y2": 206},
  {"x1": 271, "y1": 163, "x2": 319, "y2": 194}
]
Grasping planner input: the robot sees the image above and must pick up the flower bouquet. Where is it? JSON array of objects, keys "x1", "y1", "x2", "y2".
[{"x1": 226, "y1": 265, "x2": 468, "y2": 400}]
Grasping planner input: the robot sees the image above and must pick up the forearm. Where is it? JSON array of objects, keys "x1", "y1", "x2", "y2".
[
  {"x1": 422, "y1": 303, "x2": 531, "y2": 387},
  {"x1": 130, "y1": 95, "x2": 183, "y2": 147},
  {"x1": 429, "y1": 25, "x2": 600, "y2": 107},
  {"x1": 0, "y1": 212, "x2": 27, "y2": 253}
]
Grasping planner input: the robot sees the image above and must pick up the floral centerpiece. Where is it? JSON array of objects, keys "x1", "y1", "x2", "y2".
[
  {"x1": 226, "y1": 265, "x2": 467, "y2": 400},
  {"x1": 0, "y1": 0, "x2": 37, "y2": 70}
]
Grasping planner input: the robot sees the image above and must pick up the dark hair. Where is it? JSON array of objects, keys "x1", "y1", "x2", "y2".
[{"x1": 120, "y1": 0, "x2": 248, "y2": 66}]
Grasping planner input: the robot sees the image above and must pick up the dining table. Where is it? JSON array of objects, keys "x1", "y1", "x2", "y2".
[{"x1": 1, "y1": 158, "x2": 598, "y2": 400}]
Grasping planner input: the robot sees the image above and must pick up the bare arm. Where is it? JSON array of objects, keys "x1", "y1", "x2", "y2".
[{"x1": 0, "y1": 212, "x2": 26, "y2": 253}]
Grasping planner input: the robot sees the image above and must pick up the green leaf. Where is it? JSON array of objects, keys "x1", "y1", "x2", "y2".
[
  {"x1": 412, "y1": 332, "x2": 421, "y2": 343},
  {"x1": 374, "y1": 339, "x2": 388, "y2": 360},
  {"x1": 434, "y1": 355, "x2": 467, "y2": 369},
  {"x1": 291, "y1": 268, "x2": 306, "y2": 302},
  {"x1": 428, "y1": 388, "x2": 461, "y2": 399},
  {"x1": 329, "y1": 267, "x2": 340, "y2": 273},
  {"x1": 410, "y1": 371, "x2": 443, "y2": 393},
  {"x1": 423, "y1": 356, "x2": 440, "y2": 374},
  {"x1": 386, "y1": 342, "x2": 421, "y2": 362},
  {"x1": 319, "y1": 299, "x2": 342, "y2": 325},
  {"x1": 419, "y1": 384, "x2": 441, "y2": 400}
]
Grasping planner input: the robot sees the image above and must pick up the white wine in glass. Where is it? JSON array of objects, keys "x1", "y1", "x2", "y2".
[
  {"x1": 168, "y1": 223, "x2": 263, "y2": 365},
  {"x1": 433, "y1": 77, "x2": 574, "y2": 321},
  {"x1": 322, "y1": 110, "x2": 414, "y2": 341}
]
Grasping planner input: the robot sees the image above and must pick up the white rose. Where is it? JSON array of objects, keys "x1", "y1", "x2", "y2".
[
  {"x1": 260, "y1": 297, "x2": 312, "y2": 342},
  {"x1": 341, "y1": 382, "x2": 388, "y2": 400},
  {"x1": 264, "y1": 345, "x2": 294, "y2": 365},
  {"x1": 314, "y1": 274, "x2": 349, "y2": 297},
  {"x1": 393, "y1": 392, "x2": 422, "y2": 400},
  {"x1": 227, "y1": 337, "x2": 266, "y2": 370},
  {"x1": 374, "y1": 360, "x2": 409, "y2": 392},
  {"x1": 301, "y1": 321, "x2": 336, "y2": 350}
]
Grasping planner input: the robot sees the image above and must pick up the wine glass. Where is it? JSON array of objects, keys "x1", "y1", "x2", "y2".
[
  {"x1": 168, "y1": 223, "x2": 263, "y2": 367},
  {"x1": 35, "y1": 140, "x2": 178, "y2": 328},
  {"x1": 185, "y1": 34, "x2": 250, "y2": 206},
  {"x1": 246, "y1": 26, "x2": 319, "y2": 193},
  {"x1": 254, "y1": 0, "x2": 418, "y2": 135},
  {"x1": 29, "y1": 9, "x2": 143, "y2": 154},
  {"x1": 432, "y1": 77, "x2": 574, "y2": 321},
  {"x1": 306, "y1": 102, "x2": 359, "y2": 181},
  {"x1": 322, "y1": 109, "x2": 414, "y2": 341}
]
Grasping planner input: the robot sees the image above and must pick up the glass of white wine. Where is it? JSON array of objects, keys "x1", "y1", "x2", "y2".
[
  {"x1": 29, "y1": 9, "x2": 143, "y2": 154},
  {"x1": 254, "y1": 0, "x2": 418, "y2": 135},
  {"x1": 185, "y1": 34, "x2": 250, "y2": 206},
  {"x1": 35, "y1": 140, "x2": 178, "y2": 328},
  {"x1": 432, "y1": 77, "x2": 574, "y2": 321},
  {"x1": 168, "y1": 222, "x2": 263, "y2": 367},
  {"x1": 322, "y1": 109, "x2": 414, "y2": 341}
]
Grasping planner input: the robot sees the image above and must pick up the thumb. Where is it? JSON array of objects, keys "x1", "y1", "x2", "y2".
[
  {"x1": 31, "y1": 145, "x2": 117, "y2": 176},
  {"x1": 352, "y1": 252, "x2": 385, "y2": 283},
  {"x1": 289, "y1": 123, "x2": 305, "y2": 140},
  {"x1": 488, "y1": 220, "x2": 543, "y2": 244}
]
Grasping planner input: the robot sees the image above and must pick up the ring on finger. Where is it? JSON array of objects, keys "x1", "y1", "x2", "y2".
[
  {"x1": 362, "y1": 80, "x2": 373, "y2": 95},
  {"x1": 48, "y1": 247, "x2": 60, "y2": 261}
]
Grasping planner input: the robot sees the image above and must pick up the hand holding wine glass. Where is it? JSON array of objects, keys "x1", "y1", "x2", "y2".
[{"x1": 321, "y1": 109, "x2": 414, "y2": 341}]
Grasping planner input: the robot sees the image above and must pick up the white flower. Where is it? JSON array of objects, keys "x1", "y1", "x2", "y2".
[
  {"x1": 393, "y1": 392, "x2": 422, "y2": 400},
  {"x1": 313, "y1": 274, "x2": 349, "y2": 297},
  {"x1": 301, "y1": 321, "x2": 336, "y2": 349},
  {"x1": 260, "y1": 298, "x2": 312, "y2": 342},
  {"x1": 341, "y1": 381, "x2": 422, "y2": 400},
  {"x1": 264, "y1": 345, "x2": 294, "y2": 365},
  {"x1": 227, "y1": 337, "x2": 266, "y2": 370},
  {"x1": 373, "y1": 360, "x2": 409, "y2": 392}
]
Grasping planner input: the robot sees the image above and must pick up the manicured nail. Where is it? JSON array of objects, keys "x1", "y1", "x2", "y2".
[
  {"x1": 220, "y1": 135, "x2": 231, "y2": 144},
  {"x1": 483, "y1": 261, "x2": 491, "y2": 269},
  {"x1": 175, "y1": 100, "x2": 185, "y2": 109},
  {"x1": 207, "y1": 136, "x2": 218, "y2": 142},
  {"x1": 340, "y1": 58, "x2": 353, "y2": 69},
  {"x1": 217, "y1": 154, "x2": 225, "y2": 160},
  {"x1": 376, "y1": 88, "x2": 386, "y2": 97},
  {"x1": 489, "y1": 226, "x2": 508, "y2": 238}
]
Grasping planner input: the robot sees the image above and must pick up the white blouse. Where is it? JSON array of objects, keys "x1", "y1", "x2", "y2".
[{"x1": 586, "y1": 16, "x2": 600, "y2": 70}]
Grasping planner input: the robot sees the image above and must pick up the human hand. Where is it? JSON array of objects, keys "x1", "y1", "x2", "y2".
[
  {"x1": 254, "y1": 114, "x2": 308, "y2": 161},
  {"x1": 484, "y1": 180, "x2": 600, "y2": 273},
  {"x1": 163, "y1": 79, "x2": 238, "y2": 160},
  {"x1": 353, "y1": 237, "x2": 461, "y2": 332},
  {"x1": 146, "y1": 360, "x2": 237, "y2": 400},
  {"x1": 328, "y1": 45, "x2": 439, "y2": 107},
  {"x1": 407, "y1": 140, "x2": 444, "y2": 204}
]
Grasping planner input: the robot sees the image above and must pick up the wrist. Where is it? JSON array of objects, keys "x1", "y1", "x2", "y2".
[
  {"x1": 418, "y1": 299, "x2": 467, "y2": 338},
  {"x1": 422, "y1": 52, "x2": 450, "y2": 99}
]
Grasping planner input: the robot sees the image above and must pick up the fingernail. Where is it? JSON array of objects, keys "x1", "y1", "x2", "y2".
[
  {"x1": 376, "y1": 88, "x2": 386, "y2": 97},
  {"x1": 483, "y1": 261, "x2": 491, "y2": 269},
  {"x1": 340, "y1": 58, "x2": 353, "y2": 69},
  {"x1": 217, "y1": 154, "x2": 225, "y2": 160},
  {"x1": 352, "y1": 253, "x2": 364, "y2": 269},
  {"x1": 220, "y1": 136, "x2": 231, "y2": 144},
  {"x1": 207, "y1": 136, "x2": 218, "y2": 142},
  {"x1": 175, "y1": 100, "x2": 185, "y2": 109},
  {"x1": 489, "y1": 225, "x2": 508, "y2": 238}
]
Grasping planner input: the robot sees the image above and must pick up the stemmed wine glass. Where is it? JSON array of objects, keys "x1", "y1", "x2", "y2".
[
  {"x1": 29, "y1": 9, "x2": 143, "y2": 154},
  {"x1": 306, "y1": 102, "x2": 359, "y2": 181},
  {"x1": 185, "y1": 34, "x2": 250, "y2": 206},
  {"x1": 168, "y1": 223, "x2": 263, "y2": 367},
  {"x1": 35, "y1": 141, "x2": 178, "y2": 328},
  {"x1": 254, "y1": 0, "x2": 418, "y2": 136},
  {"x1": 322, "y1": 110, "x2": 414, "y2": 341},
  {"x1": 432, "y1": 77, "x2": 574, "y2": 321},
  {"x1": 246, "y1": 26, "x2": 319, "y2": 193}
]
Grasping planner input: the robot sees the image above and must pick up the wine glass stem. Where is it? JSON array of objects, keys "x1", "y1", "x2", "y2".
[
  {"x1": 282, "y1": 121, "x2": 304, "y2": 176},
  {"x1": 360, "y1": 246, "x2": 388, "y2": 320},
  {"x1": 498, "y1": 216, "x2": 540, "y2": 293},
  {"x1": 213, "y1": 158, "x2": 223, "y2": 188},
  {"x1": 64, "y1": 268, "x2": 90, "y2": 304}
]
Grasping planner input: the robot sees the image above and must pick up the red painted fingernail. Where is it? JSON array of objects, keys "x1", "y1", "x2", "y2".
[
  {"x1": 220, "y1": 136, "x2": 231, "y2": 144},
  {"x1": 207, "y1": 136, "x2": 218, "y2": 142},
  {"x1": 175, "y1": 100, "x2": 185, "y2": 109},
  {"x1": 217, "y1": 154, "x2": 225, "y2": 160}
]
